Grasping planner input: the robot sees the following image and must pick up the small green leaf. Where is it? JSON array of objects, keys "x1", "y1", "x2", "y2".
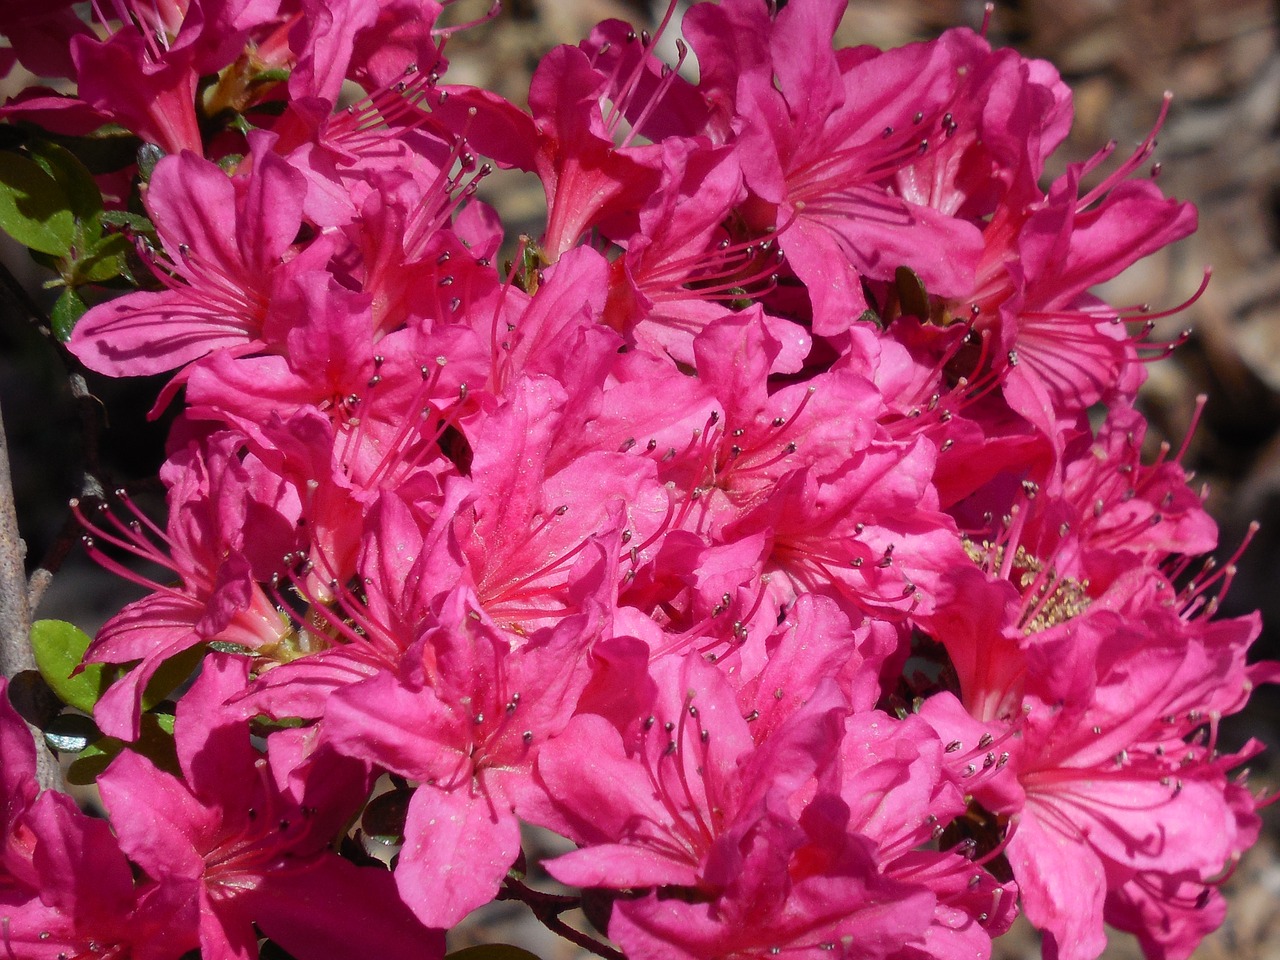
[
  {"x1": 64, "y1": 710, "x2": 178, "y2": 786},
  {"x1": 0, "y1": 152, "x2": 75, "y2": 255},
  {"x1": 857, "y1": 308, "x2": 883, "y2": 328},
  {"x1": 254, "y1": 67, "x2": 292, "y2": 84},
  {"x1": 226, "y1": 112, "x2": 255, "y2": 136},
  {"x1": 249, "y1": 714, "x2": 310, "y2": 737},
  {"x1": 66, "y1": 736, "x2": 122, "y2": 785},
  {"x1": 99, "y1": 210, "x2": 155, "y2": 234},
  {"x1": 73, "y1": 232, "x2": 131, "y2": 284},
  {"x1": 27, "y1": 140, "x2": 103, "y2": 224},
  {"x1": 43, "y1": 712, "x2": 102, "y2": 754},
  {"x1": 208, "y1": 640, "x2": 255, "y2": 655},
  {"x1": 50, "y1": 287, "x2": 88, "y2": 341},
  {"x1": 40, "y1": 127, "x2": 142, "y2": 175},
  {"x1": 446, "y1": 946, "x2": 545, "y2": 960},
  {"x1": 29, "y1": 619, "x2": 111, "y2": 713}
]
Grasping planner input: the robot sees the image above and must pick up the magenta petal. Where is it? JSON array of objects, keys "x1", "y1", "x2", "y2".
[
  {"x1": 91, "y1": 636, "x2": 202, "y2": 742},
  {"x1": 324, "y1": 669, "x2": 450, "y2": 782},
  {"x1": 69, "y1": 289, "x2": 265, "y2": 377},
  {"x1": 396, "y1": 781, "x2": 522, "y2": 928},
  {"x1": 548, "y1": 843, "x2": 700, "y2": 890},
  {"x1": 244, "y1": 857, "x2": 443, "y2": 960},
  {"x1": 535, "y1": 713, "x2": 683, "y2": 852},
  {"x1": 1005, "y1": 809, "x2": 1108, "y2": 960},
  {"x1": 783, "y1": 191, "x2": 983, "y2": 335},
  {"x1": 96, "y1": 751, "x2": 215, "y2": 881},
  {"x1": 72, "y1": 31, "x2": 201, "y2": 154},
  {"x1": 173, "y1": 656, "x2": 257, "y2": 801},
  {"x1": 28, "y1": 792, "x2": 134, "y2": 922},
  {"x1": 148, "y1": 153, "x2": 241, "y2": 269},
  {"x1": 0, "y1": 679, "x2": 38, "y2": 813},
  {"x1": 197, "y1": 886, "x2": 261, "y2": 960}
]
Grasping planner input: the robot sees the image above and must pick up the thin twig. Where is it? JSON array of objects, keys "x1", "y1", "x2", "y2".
[
  {"x1": 0, "y1": 399, "x2": 32, "y2": 678},
  {"x1": 27, "y1": 502, "x2": 94, "y2": 613},
  {"x1": 0, "y1": 399, "x2": 64, "y2": 791},
  {"x1": 499, "y1": 876, "x2": 627, "y2": 960}
]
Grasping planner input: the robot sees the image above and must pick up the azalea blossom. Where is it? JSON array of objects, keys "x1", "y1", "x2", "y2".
[{"x1": 0, "y1": 1, "x2": 1271, "y2": 959}]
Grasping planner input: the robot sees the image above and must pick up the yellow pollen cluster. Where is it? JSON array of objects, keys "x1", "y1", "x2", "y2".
[{"x1": 962, "y1": 538, "x2": 1091, "y2": 633}]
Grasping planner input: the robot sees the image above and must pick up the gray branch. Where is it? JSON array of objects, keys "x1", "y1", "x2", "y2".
[{"x1": 0, "y1": 399, "x2": 65, "y2": 792}]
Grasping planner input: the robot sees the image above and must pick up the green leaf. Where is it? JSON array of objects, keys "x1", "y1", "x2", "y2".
[
  {"x1": 37, "y1": 126, "x2": 142, "y2": 175},
  {"x1": 27, "y1": 140, "x2": 103, "y2": 224},
  {"x1": 50, "y1": 287, "x2": 87, "y2": 341},
  {"x1": 29, "y1": 619, "x2": 112, "y2": 713},
  {"x1": 856, "y1": 308, "x2": 883, "y2": 329},
  {"x1": 446, "y1": 946, "x2": 545, "y2": 960},
  {"x1": 99, "y1": 210, "x2": 155, "y2": 234},
  {"x1": 208, "y1": 640, "x2": 255, "y2": 655},
  {"x1": 64, "y1": 710, "x2": 179, "y2": 786},
  {"x1": 66, "y1": 737, "x2": 120, "y2": 785},
  {"x1": 0, "y1": 152, "x2": 75, "y2": 255},
  {"x1": 248, "y1": 713, "x2": 310, "y2": 738},
  {"x1": 74, "y1": 232, "x2": 131, "y2": 283}
]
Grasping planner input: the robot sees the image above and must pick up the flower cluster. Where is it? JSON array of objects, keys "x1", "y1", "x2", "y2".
[{"x1": 1, "y1": 1, "x2": 1274, "y2": 959}]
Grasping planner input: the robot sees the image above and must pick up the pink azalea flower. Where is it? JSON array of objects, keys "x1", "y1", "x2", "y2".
[
  {"x1": 70, "y1": 7, "x2": 203, "y2": 155},
  {"x1": 428, "y1": 42, "x2": 664, "y2": 262},
  {"x1": 13, "y1": 2, "x2": 1272, "y2": 958},
  {"x1": 0, "y1": 1, "x2": 202, "y2": 153},
  {"x1": 96, "y1": 656, "x2": 440, "y2": 960},
  {"x1": 0, "y1": 679, "x2": 182, "y2": 959},
  {"x1": 609, "y1": 801, "x2": 937, "y2": 960},
  {"x1": 421, "y1": 374, "x2": 658, "y2": 634},
  {"x1": 1002, "y1": 604, "x2": 1265, "y2": 960},
  {"x1": 76, "y1": 430, "x2": 302, "y2": 738},
  {"x1": 730, "y1": 439, "x2": 966, "y2": 625},
  {"x1": 600, "y1": 141, "x2": 808, "y2": 372},
  {"x1": 0, "y1": 2, "x2": 91, "y2": 78},
  {"x1": 534, "y1": 652, "x2": 850, "y2": 890},
  {"x1": 927, "y1": 483, "x2": 1270, "y2": 960},
  {"x1": 828, "y1": 712, "x2": 1018, "y2": 960},
  {"x1": 1058, "y1": 402, "x2": 1217, "y2": 580},
  {"x1": 68, "y1": 150, "x2": 313, "y2": 377},
  {"x1": 322, "y1": 586, "x2": 599, "y2": 927},
  {"x1": 263, "y1": 71, "x2": 460, "y2": 228},
  {"x1": 675, "y1": 0, "x2": 986, "y2": 334},
  {"x1": 951, "y1": 107, "x2": 1197, "y2": 442},
  {"x1": 287, "y1": 0, "x2": 444, "y2": 104},
  {"x1": 671, "y1": 313, "x2": 881, "y2": 533},
  {"x1": 890, "y1": 31, "x2": 1072, "y2": 222}
]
